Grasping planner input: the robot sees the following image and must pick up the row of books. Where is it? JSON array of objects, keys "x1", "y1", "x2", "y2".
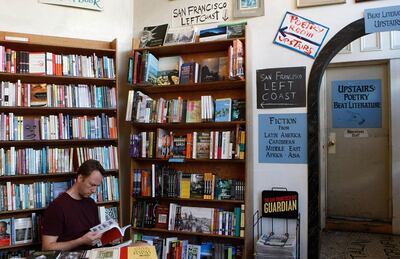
[
  {"x1": 90, "y1": 175, "x2": 120, "y2": 203},
  {"x1": 129, "y1": 128, "x2": 246, "y2": 160},
  {"x1": 0, "y1": 180, "x2": 73, "y2": 211},
  {"x1": 131, "y1": 201, "x2": 245, "y2": 238},
  {"x1": 0, "y1": 145, "x2": 118, "y2": 176},
  {"x1": 0, "y1": 47, "x2": 116, "y2": 78},
  {"x1": 0, "y1": 250, "x2": 33, "y2": 259},
  {"x1": 0, "y1": 175, "x2": 118, "y2": 211},
  {"x1": 0, "y1": 113, "x2": 117, "y2": 141},
  {"x1": 134, "y1": 234, "x2": 243, "y2": 259},
  {"x1": 126, "y1": 90, "x2": 245, "y2": 123},
  {"x1": 132, "y1": 166, "x2": 245, "y2": 201},
  {"x1": 0, "y1": 213, "x2": 41, "y2": 247},
  {"x1": 128, "y1": 39, "x2": 244, "y2": 86},
  {"x1": 0, "y1": 81, "x2": 117, "y2": 108}
]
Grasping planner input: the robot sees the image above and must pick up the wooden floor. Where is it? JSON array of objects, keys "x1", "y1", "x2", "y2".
[{"x1": 320, "y1": 230, "x2": 400, "y2": 258}]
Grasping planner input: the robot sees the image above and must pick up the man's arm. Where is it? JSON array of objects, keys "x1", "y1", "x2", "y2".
[{"x1": 42, "y1": 231, "x2": 102, "y2": 251}]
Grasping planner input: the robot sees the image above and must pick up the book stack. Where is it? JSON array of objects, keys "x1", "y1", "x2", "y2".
[{"x1": 256, "y1": 233, "x2": 297, "y2": 259}]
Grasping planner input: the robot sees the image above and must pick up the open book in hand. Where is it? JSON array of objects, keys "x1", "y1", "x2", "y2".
[{"x1": 90, "y1": 219, "x2": 131, "y2": 247}]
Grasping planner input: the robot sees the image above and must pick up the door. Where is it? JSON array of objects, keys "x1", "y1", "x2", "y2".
[{"x1": 325, "y1": 62, "x2": 391, "y2": 227}]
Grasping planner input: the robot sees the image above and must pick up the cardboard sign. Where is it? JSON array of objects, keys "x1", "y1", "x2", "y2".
[
  {"x1": 171, "y1": 0, "x2": 230, "y2": 27},
  {"x1": 274, "y1": 12, "x2": 329, "y2": 58},
  {"x1": 364, "y1": 5, "x2": 400, "y2": 33},
  {"x1": 332, "y1": 79, "x2": 382, "y2": 128},
  {"x1": 256, "y1": 66, "x2": 306, "y2": 109},
  {"x1": 262, "y1": 190, "x2": 298, "y2": 218},
  {"x1": 39, "y1": 0, "x2": 103, "y2": 11},
  {"x1": 258, "y1": 113, "x2": 307, "y2": 164}
]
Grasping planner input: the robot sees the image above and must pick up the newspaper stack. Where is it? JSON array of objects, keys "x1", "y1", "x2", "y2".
[{"x1": 255, "y1": 233, "x2": 296, "y2": 259}]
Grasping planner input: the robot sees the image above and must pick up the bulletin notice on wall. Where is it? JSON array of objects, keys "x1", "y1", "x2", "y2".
[
  {"x1": 259, "y1": 113, "x2": 307, "y2": 164},
  {"x1": 332, "y1": 79, "x2": 382, "y2": 128}
]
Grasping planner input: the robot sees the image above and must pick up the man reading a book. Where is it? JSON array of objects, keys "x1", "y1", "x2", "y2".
[{"x1": 42, "y1": 159, "x2": 105, "y2": 251}]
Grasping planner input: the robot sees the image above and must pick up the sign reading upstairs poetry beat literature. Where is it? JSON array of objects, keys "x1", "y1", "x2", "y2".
[{"x1": 274, "y1": 12, "x2": 329, "y2": 58}]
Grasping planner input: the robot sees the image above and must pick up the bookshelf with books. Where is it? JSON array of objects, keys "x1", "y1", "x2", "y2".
[
  {"x1": 127, "y1": 37, "x2": 247, "y2": 257},
  {"x1": 0, "y1": 31, "x2": 121, "y2": 252}
]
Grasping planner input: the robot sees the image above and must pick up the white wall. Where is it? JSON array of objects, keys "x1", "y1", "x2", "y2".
[
  {"x1": 133, "y1": 0, "x2": 400, "y2": 257},
  {"x1": 0, "y1": 0, "x2": 134, "y2": 225}
]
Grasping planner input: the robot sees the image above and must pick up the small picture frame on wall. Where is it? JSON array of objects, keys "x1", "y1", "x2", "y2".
[
  {"x1": 233, "y1": 0, "x2": 264, "y2": 18},
  {"x1": 297, "y1": 0, "x2": 346, "y2": 8}
]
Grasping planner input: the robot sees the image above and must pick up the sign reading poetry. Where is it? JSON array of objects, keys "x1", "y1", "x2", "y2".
[
  {"x1": 171, "y1": 0, "x2": 230, "y2": 27},
  {"x1": 274, "y1": 12, "x2": 329, "y2": 58},
  {"x1": 364, "y1": 5, "x2": 400, "y2": 33},
  {"x1": 39, "y1": 0, "x2": 103, "y2": 11},
  {"x1": 332, "y1": 79, "x2": 382, "y2": 128},
  {"x1": 259, "y1": 113, "x2": 307, "y2": 164},
  {"x1": 256, "y1": 66, "x2": 306, "y2": 109},
  {"x1": 262, "y1": 190, "x2": 298, "y2": 218}
]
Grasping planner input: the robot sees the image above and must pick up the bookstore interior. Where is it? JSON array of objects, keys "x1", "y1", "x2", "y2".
[{"x1": 1, "y1": 0, "x2": 400, "y2": 258}]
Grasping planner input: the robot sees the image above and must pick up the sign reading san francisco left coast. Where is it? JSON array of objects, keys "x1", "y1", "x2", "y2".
[
  {"x1": 274, "y1": 12, "x2": 329, "y2": 58},
  {"x1": 262, "y1": 190, "x2": 298, "y2": 218}
]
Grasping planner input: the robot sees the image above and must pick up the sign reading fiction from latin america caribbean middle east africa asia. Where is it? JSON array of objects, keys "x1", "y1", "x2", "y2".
[
  {"x1": 258, "y1": 113, "x2": 307, "y2": 164},
  {"x1": 256, "y1": 66, "x2": 306, "y2": 109},
  {"x1": 262, "y1": 190, "x2": 298, "y2": 218},
  {"x1": 274, "y1": 12, "x2": 329, "y2": 58}
]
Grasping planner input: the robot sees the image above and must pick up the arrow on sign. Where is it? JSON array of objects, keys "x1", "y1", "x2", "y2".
[
  {"x1": 279, "y1": 26, "x2": 321, "y2": 47},
  {"x1": 223, "y1": 10, "x2": 228, "y2": 21}
]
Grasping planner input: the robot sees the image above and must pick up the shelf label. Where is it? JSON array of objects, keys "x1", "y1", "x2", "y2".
[
  {"x1": 256, "y1": 66, "x2": 306, "y2": 109},
  {"x1": 171, "y1": 0, "x2": 230, "y2": 27},
  {"x1": 39, "y1": 0, "x2": 103, "y2": 11},
  {"x1": 258, "y1": 113, "x2": 307, "y2": 164}
]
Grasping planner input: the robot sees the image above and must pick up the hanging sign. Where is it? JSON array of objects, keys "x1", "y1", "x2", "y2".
[
  {"x1": 258, "y1": 113, "x2": 307, "y2": 164},
  {"x1": 256, "y1": 66, "x2": 306, "y2": 109},
  {"x1": 274, "y1": 12, "x2": 329, "y2": 58},
  {"x1": 364, "y1": 5, "x2": 400, "y2": 33},
  {"x1": 171, "y1": 0, "x2": 230, "y2": 27},
  {"x1": 262, "y1": 190, "x2": 298, "y2": 218},
  {"x1": 39, "y1": 0, "x2": 103, "y2": 11},
  {"x1": 332, "y1": 79, "x2": 382, "y2": 128}
]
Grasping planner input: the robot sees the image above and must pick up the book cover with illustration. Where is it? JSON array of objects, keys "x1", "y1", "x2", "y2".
[
  {"x1": 139, "y1": 24, "x2": 169, "y2": 48},
  {"x1": 200, "y1": 57, "x2": 220, "y2": 82},
  {"x1": 90, "y1": 219, "x2": 131, "y2": 247},
  {"x1": 177, "y1": 206, "x2": 213, "y2": 234},
  {"x1": 164, "y1": 27, "x2": 196, "y2": 45},
  {"x1": 214, "y1": 98, "x2": 232, "y2": 122},
  {"x1": 0, "y1": 218, "x2": 11, "y2": 247},
  {"x1": 23, "y1": 116, "x2": 40, "y2": 140},
  {"x1": 12, "y1": 217, "x2": 32, "y2": 244},
  {"x1": 231, "y1": 99, "x2": 246, "y2": 121},
  {"x1": 190, "y1": 174, "x2": 204, "y2": 199},
  {"x1": 157, "y1": 56, "x2": 183, "y2": 85},
  {"x1": 187, "y1": 244, "x2": 201, "y2": 259},
  {"x1": 30, "y1": 83, "x2": 47, "y2": 107}
]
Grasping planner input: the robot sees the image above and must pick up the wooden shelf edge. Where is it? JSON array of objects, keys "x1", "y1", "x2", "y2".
[
  {"x1": 0, "y1": 242, "x2": 40, "y2": 251},
  {"x1": 131, "y1": 121, "x2": 245, "y2": 130},
  {"x1": 133, "y1": 196, "x2": 244, "y2": 204},
  {"x1": 0, "y1": 170, "x2": 118, "y2": 180},
  {"x1": 132, "y1": 158, "x2": 245, "y2": 163},
  {"x1": 131, "y1": 227, "x2": 244, "y2": 240},
  {"x1": 0, "y1": 72, "x2": 116, "y2": 83}
]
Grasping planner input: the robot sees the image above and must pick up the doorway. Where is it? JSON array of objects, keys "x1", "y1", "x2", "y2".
[{"x1": 324, "y1": 62, "x2": 391, "y2": 233}]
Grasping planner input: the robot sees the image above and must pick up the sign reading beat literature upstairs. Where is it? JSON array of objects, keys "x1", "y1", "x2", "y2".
[
  {"x1": 39, "y1": 0, "x2": 103, "y2": 11},
  {"x1": 274, "y1": 12, "x2": 329, "y2": 59}
]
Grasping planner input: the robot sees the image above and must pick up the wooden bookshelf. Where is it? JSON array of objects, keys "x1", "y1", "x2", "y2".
[
  {"x1": 128, "y1": 37, "x2": 247, "y2": 256},
  {"x1": 0, "y1": 31, "x2": 121, "y2": 253}
]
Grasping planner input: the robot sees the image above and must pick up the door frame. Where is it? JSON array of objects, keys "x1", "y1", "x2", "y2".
[{"x1": 307, "y1": 18, "x2": 400, "y2": 258}]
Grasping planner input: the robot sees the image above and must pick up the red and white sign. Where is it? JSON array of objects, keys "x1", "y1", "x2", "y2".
[{"x1": 274, "y1": 12, "x2": 329, "y2": 58}]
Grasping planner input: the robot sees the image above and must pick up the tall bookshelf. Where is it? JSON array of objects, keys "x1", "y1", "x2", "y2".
[
  {"x1": 128, "y1": 38, "x2": 248, "y2": 257},
  {"x1": 0, "y1": 31, "x2": 120, "y2": 255}
]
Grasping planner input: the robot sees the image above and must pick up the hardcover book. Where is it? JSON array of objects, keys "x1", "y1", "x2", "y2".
[
  {"x1": 0, "y1": 218, "x2": 11, "y2": 247},
  {"x1": 157, "y1": 56, "x2": 183, "y2": 85},
  {"x1": 187, "y1": 244, "x2": 201, "y2": 259},
  {"x1": 23, "y1": 117, "x2": 40, "y2": 140},
  {"x1": 29, "y1": 52, "x2": 46, "y2": 75},
  {"x1": 231, "y1": 99, "x2": 246, "y2": 121},
  {"x1": 30, "y1": 83, "x2": 47, "y2": 107},
  {"x1": 164, "y1": 27, "x2": 196, "y2": 46},
  {"x1": 190, "y1": 174, "x2": 204, "y2": 199},
  {"x1": 214, "y1": 98, "x2": 232, "y2": 122},
  {"x1": 199, "y1": 26, "x2": 227, "y2": 42},
  {"x1": 196, "y1": 132, "x2": 210, "y2": 159},
  {"x1": 139, "y1": 24, "x2": 169, "y2": 48},
  {"x1": 154, "y1": 204, "x2": 169, "y2": 229},
  {"x1": 178, "y1": 206, "x2": 213, "y2": 234},
  {"x1": 12, "y1": 217, "x2": 32, "y2": 244},
  {"x1": 200, "y1": 58, "x2": 220, "y2": 82},
  {"x1": 186, "y1": 100, "x2": 201, "y2": 123},
  {"x1": 171, "y1": 135, "x2": 186, "y2": 158}
]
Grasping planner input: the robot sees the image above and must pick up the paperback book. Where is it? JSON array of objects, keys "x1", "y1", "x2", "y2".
[
  {"x1": 139, "y1": 24, "x2": 169, "y2": 48},
  {"x1": 90, "y1": 219, "x2": 131, "y2": 247}
]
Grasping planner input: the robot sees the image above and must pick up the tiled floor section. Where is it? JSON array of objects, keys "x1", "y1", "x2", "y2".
[{"x1": 320, "y1": 231, "x2": 400, "y2": 258}]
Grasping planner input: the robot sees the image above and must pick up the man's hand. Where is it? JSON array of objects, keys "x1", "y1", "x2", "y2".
[{"x1": 79, "y1": 231, "x2": 103, "y2": 246}]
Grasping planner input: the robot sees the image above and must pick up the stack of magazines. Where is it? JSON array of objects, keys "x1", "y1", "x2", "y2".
[{"x1": 255, "y1": 233, "x2": 296, "y2": 259}]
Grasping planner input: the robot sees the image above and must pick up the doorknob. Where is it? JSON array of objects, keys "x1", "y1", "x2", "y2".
[
  {"x1": 328, "y1": 132, "x2": 336, "y2": 154},
  {"x1": 328, "y1": 139, "x2": 335, "y2": 146}
]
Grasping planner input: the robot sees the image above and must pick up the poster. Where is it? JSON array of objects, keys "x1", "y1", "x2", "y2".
[
  {"x1": 258, "y1": 113, "x2": 307, "y2": 164},
  {"x1": 274, "y1": 12, "x2": 329, "y2": 58},
  {"x1": 262, "y1": 190, "x2": 298, "y2": 218},
  {"x1": 256, "y1": 66, "x2": 306, "y2": 109},
  {"x1": 332, "y1": 79, "x2": 382, "y2": 128}
]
